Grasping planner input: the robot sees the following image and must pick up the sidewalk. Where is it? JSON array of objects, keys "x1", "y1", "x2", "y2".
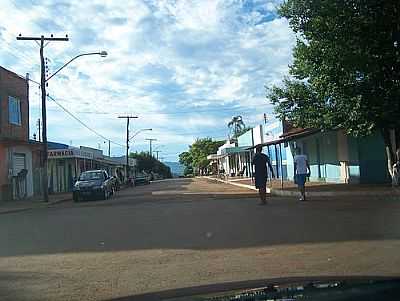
[
  {"x1": 0, "y1": 193, "x2": 72, "y2": 215},
  {"x1": 204, "y1": 176, "x2": 400, "y2": 198}
]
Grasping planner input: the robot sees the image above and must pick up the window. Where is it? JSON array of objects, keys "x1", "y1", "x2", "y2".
[
  {"x1": 8, "y1": 96, "x2": 21, "y2": 125},
  {"x1": 78, "y1": 171, "x2": 104, "y2": 181}
]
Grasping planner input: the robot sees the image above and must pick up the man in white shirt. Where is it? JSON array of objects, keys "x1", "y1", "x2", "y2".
[{"x1": 294, "y1": 147, "x2": 310, "y2": 201}]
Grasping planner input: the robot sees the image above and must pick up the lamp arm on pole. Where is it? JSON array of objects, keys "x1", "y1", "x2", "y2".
[
  {"x1": 129, "y1": 129, "x2": 152, "y2": 141},
  {"x1": 45, "y1": 52, "x2": 105, "y2": 82}
]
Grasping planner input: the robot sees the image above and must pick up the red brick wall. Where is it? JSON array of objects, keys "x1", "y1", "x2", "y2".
[
  {"x1": 0, "y1": 67, "x2": 29, "y2": 141},
  {"x1": 0, "y1": 144, "x2": 11, "y2": 201},
  {"x1": 0, "y1": 144, "x2": 8, "y2": 186}
]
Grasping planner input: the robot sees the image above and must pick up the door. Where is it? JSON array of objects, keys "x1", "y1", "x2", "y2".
[
  {"x1": 358, "y1": 132, "x2": 390, "y2": 183},
  {"x1": 13, "y1": 153, "x2": 27, "y2": 199}
]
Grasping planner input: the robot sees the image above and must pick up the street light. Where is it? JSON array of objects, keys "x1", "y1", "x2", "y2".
[
  {"x1": 153, "y1": 144, "x2": 165, "y2": 151},
  {"x1": 43, "y1": 51, "x2": 107, "y2": 201},
  {"x1": 46, "y1": 51, "x2": 108, "y2": 82},
  {"x1": 17, "y1": 34, "x2": 108, "y2": 202},
  {"x1": 129, "y1": 129, "x2": 152, "y2": 164},
  {"x1": 129, "y1": 128, "x2": 152, "y2": 141}
]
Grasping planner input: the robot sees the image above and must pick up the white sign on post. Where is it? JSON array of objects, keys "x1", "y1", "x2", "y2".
[{"x1": 128, "y1": 158, "x2": 137, "y2": 167}]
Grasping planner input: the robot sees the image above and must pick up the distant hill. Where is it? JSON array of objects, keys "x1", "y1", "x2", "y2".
[{"x1": 164, "y1": 161, "x2": 184, "y2": 177}]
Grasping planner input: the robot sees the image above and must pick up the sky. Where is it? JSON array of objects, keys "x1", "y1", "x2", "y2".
[{"x1": 0, "y1": 0, "x2": 295, "y2": 162}]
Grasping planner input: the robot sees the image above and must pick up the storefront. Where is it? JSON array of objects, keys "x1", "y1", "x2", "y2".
[
  {"x1": 47, "y1": 146, "x2": 128, "y2": 193},
  {"x1": 48, "y1": 148, "x2": 94, "y2": 193}
]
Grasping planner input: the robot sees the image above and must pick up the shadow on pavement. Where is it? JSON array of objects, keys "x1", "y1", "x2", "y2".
[
  {"x1": 0, "y1": 271, "x2": 49, "y2": 301},
  {"x1": 1, "y1": 178, "x2": 400, "y2": 257}
]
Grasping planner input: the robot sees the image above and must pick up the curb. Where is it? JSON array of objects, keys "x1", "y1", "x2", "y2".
[
  {"x1": 151, "y1": 191, "x2": 257, "y2": 198},
  {"x1": 0, "y1": 196, "x2": 72, "y2": 215},
  {"x1": 202, "y1": 177, "x2": 400, "y2": 198},
  {"x1": 0, "y1": 207, "x2": 31, "y2": 215},
  {"x1": 48, "y1": 197, "x2": 72, "y2": 206},
  {"x1": 203, "y1": 176, "x2": 259, "y2": 192}
]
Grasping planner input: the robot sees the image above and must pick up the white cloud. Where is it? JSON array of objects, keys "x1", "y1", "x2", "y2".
[{"x1": 0, "y1": 0, "x2": 295, "y2": 161}]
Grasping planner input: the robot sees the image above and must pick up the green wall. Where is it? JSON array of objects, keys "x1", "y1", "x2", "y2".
[
  {"x1": 285, "y1": 130, "x2": 390, "y2": 184},
  {"x1": 356, "y1": 131, "x2": 390, "y2": 183}
]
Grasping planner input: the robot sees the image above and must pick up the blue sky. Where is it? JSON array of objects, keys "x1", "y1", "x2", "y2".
[{"x1": 0, "y1": 0, "x2": 295, "y2": 161}]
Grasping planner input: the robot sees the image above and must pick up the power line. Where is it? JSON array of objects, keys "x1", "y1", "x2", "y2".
[
  {"x1": 42, "y1": 106, "x2": 259, "y2": 117},
  {"x1": 0, "y1": 43, "x2": 39, "y2": 68},
  {"x1": 22, "y1": 79, "x2": 124, "y2": 148},
  {"x1": 1, "y1": 29, "x2": 39, "y2": 65},
  {"x1": 30, "y1": 95, "x2": 267, "y2": 117},
  {"x1": 47, "y1": 94, "x2": 125, "y2": 147},
  {"x1": 28, "y1": 80, "x2": 228, "y2": 139}
]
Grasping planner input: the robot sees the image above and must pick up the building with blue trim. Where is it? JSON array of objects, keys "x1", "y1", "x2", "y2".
[{"x1": 208, "y1": 119, "x2": 391, "y2": 185}]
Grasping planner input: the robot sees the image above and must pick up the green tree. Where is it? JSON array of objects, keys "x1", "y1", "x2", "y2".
[
  {"x1": 268, "y1": 0, "x2": 400, "y2": 179},
  {"x1": 178, "y1": 151, "x2": 194, "y2": 176},
  {"x1": 179, "y1": 138, "x2": 224, "y2": 175},
  {"x1": 130, "y1": 152, "x2": 172, "y2": 179},
  {"x1": 228, "y1": 116, "x2": 246, "y2": 138}
]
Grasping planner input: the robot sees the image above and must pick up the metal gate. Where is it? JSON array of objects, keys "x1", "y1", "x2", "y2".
[{"x1": 12, "y1": 153, "x2": 27, "y2": 199}]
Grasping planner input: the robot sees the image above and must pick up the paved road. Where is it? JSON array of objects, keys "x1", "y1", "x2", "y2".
[{"x1": 1, "y1": 178, "x2": 400, "y2": 300}]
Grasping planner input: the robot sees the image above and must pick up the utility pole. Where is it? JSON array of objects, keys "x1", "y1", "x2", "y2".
[
  {"x1": 154, "y1": 150, "x2": 162, "y2": 160},
  {"x1": 118, "y1": 116, "x2": 138, "y2": 181},
  {"x1": 17, "y1": 34, "x2": 69, "y2": 202},
  {"x1": 37, "y1": 119, "x2": 41, "y2": 142},
  {"x1": 108, "y1": 140, "x2": 111, "y2": 157},
  {"x1": 145, "y1": 138, "x2": 157, "y2": 157}
]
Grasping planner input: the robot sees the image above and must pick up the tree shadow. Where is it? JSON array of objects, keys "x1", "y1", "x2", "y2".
[
  {"x1": 0, "y1": 178, "x2": 400, "y2": 257},
  {"x1": 0, "y1": 271, "x2": 53, "y2": 301}
]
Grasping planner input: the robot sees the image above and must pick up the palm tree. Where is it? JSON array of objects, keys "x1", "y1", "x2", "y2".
[{"x1": 228, "y1": 115, "x2": 245, "y2": 138}]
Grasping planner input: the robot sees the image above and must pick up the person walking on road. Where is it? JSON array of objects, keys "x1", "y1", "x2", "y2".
[
  {"x1": 294, "y1": 147, "x2": 311, "y2": 201},
  {"x1": 252, "y1": 145, "x2": 275, "y2": 205}
]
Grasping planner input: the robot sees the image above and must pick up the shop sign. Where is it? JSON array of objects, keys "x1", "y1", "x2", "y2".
[{"x1": 48, "y1": 149, "x2": 94, "y2": 159}]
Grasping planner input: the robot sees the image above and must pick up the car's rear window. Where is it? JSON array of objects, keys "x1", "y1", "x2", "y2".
[{"x1": 79, "y1": 172, "x2": 103, "y2": 181}]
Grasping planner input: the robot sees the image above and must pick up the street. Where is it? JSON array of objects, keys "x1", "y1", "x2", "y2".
[{"x1": 1, "y1": 178, "x2": 400, "y2": 301}]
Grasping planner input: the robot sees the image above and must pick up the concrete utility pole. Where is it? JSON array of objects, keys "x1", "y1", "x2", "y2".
[
  {"x1": 145, "y1": 138, "x2": 157, "y2": 157},
  {"x1": 17, "y1": 34, "x2": 69, "y2": 202},
  {"x1": 154, "y1": 150, "x2": 162, "y2": 160},
  {"x1": 118, "y1": 116, "x2": 138, "y2": 181}
]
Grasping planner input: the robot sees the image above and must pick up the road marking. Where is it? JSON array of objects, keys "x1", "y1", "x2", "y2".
[
  {"x1": 152, "y1": 190, "x2": 185, "y2": 195},
  {"x1": 152, "y1": 191, "x2": 256, "y2": 195}
]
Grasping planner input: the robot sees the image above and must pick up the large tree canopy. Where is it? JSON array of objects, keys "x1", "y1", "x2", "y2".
[
  {"x1": 130, "y1": 152, "x2": 172, "y2": 179},
  {"x1": 179, "y1": 138, "x2": 224, "y2": 175},
  {"x1": 268, "y1": 0, "x2": 400, "y2": 176}
]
